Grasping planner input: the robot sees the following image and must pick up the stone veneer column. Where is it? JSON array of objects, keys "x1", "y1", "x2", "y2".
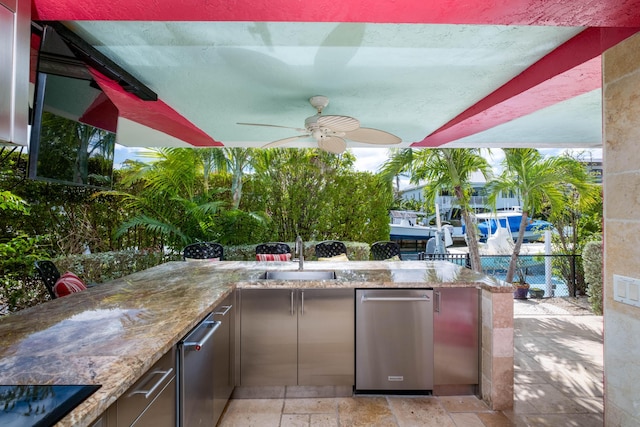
[
  {"x1": 602, "y1": 31, "x2": 640, "y2": 426},
  {"x1": 480, "y1": 288, "x2": 514, "y2": 410}
]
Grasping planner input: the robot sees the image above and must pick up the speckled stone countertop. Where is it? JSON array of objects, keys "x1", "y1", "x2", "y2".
[{"x1": 0, "y1": 260, "x2": 511, "y2": 426}]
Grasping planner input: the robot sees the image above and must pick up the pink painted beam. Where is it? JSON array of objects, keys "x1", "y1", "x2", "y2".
[
  {"x1": 89, "y1": 69, "x2": 222, "y2": 147},
  {"x1": 412, "y1": 27, "x2": 639, "y2": 147},
  {"x1": 33, "y1": 0, "x2": 640, "y2": 27}
]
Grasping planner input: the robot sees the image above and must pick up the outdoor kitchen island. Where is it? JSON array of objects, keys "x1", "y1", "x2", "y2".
[{"x1": 0, "y1": 260, "x2": 514, "y2": 426}]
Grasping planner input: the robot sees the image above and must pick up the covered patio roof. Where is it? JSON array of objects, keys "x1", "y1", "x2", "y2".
[{"x1": 31, "y1": 0, "x2": 640, "y2": 151}]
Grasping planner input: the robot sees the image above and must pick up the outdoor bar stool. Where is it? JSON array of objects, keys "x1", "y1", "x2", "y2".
[
  {"x1": 183, "y1": 242, "x2": 224, "y2": 261},
  {"x1": 315, "y1": 240, "x2": 347, "y2": 258},
  {"x1": 371, "y1": 241, "x2": 402, "y2": 261},
  {"x1": 255, "y1": 242, "x2": 292, "y2": 261},
  {"x1": 34, "y1": 260, "x2": 61, "y2": 299}
]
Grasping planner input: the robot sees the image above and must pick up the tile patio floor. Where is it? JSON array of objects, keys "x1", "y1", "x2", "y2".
[{"x1": 218, "y1": 300, "x2": 603, "y2": 426}]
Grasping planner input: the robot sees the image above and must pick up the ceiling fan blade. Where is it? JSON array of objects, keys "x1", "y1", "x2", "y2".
[
  {"x1": 262, "y1": 134, "x2": 310, "y2": 149},
  {"x1": 237, "y1": 122, "x2": 307, "y2": 132},
  {"x1": 344, "y1": 127, "x2": 401, "y2": 145},
  {"x1": 318, "y1": 136, "x2": 348, "y2": 154},
  {"x1": 316, "y1": 115, "x2": 360, "y2": 132}
]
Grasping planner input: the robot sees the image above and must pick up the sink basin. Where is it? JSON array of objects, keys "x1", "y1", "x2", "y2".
[{"x1": 259, "y1": 270, "x2": 337, "y2": 281}]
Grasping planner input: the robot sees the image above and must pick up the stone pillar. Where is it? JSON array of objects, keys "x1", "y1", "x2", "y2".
[
  {"x1": 480, "y1": 288, "x2": 514, "y2": 410},
  {"x1": 602, "y1": 31, "x2": 640, "y2": 426}
]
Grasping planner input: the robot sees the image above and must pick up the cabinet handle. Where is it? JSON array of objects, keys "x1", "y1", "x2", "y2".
[
  {"x1": 128, "y1": 367, "x2": 174, "y2": 399},
  {"x1": 215, "y1": 305, "x2": 233, "y2": 316},
  {"x1": 360, "y1": 295, "x2": 430, "y2": 302},
  {"x1": 184, "y1": 320, "x2": 221, "y2": 351},
  {"x1": 290, "y1": 290, "x2": 295, "y2": 316},
  {"x1": 435, "y1": 291, "x2": 441, "y2": 313},
  {"x1": 301, "y1": 291, "x2": 305, "y2": 316}
]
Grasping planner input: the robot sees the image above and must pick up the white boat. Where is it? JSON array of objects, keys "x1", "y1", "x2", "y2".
[
  {"x1": 470, "y1": 207, "x2": 552, "y2": 242},
  {"x1": 389, "y1": 210, "x2": 438, "y2": 240},
  {"x1": 390, "y1": 219, "x2": 439, "y2": 240}
]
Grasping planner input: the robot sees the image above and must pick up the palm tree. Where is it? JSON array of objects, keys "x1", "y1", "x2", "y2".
[
  {"x1": 215, "y1": 148, "x2": 256, "y2": 209},
  {"x1": 380, "y1": 148, "x2": 492, "y2": 272},
  {"x1": 487, "y1": 148, "x2": 595, "y2": 283},
  {"x1": 112, "y1": 148, "x2": 225, "y2": 249}
]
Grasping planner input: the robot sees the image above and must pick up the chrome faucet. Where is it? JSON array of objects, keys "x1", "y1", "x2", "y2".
[{"x1": 295, "y1": 235, "x2": 304, "y2": 270}]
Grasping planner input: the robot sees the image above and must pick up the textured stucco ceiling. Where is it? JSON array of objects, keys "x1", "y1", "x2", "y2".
[{"x1": 31, "y1": 0, "x2": 640, "y2": 151}]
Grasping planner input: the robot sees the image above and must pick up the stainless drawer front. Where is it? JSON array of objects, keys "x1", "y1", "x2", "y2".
[{"x1": 117, "y1": 349, "x2": 176, "y2": 427}]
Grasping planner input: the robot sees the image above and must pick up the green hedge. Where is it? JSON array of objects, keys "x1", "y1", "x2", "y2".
[
  {"x1": 582, "y1": 240, "x2": 603, "y2": 315},
  {"x1": 54, "y1": 250, "x2": 181, "y2": 285}
]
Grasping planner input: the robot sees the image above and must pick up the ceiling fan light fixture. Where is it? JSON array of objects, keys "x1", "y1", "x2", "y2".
[
  {"x1": 243, "y1": 95, "x2": 402, "y2": 151},
  {"x1": 309, "y1": 95, "x2": 329, "y2": 113}
]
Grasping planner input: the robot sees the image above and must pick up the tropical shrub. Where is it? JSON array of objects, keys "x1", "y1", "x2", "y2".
[
  {"x1": 0, "y1": 233, "x2": 50, "y2": 313},
  {"x1": 583, "y1": 240, "x2": 603, "y2": 315},
  {"x1": 0, "y1": 191, "x2": 50, "y2": 313}
]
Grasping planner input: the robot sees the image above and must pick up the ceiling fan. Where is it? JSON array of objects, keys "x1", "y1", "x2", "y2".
[{"x1": 237, "y1": 96, "x2": 401, "y2": 154}]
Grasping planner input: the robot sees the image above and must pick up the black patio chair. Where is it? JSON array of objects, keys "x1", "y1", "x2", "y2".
[
  {"x1": 183, "y1": 242, "x2": 224, "y2": 260},
  {"x1": 35, "y1": 260, "x2": 61, "y2": 299},
  {"x1": 371, "y1": 241, "x2": 402, "y2": 261},
  {"x1": 256, "y1": 242, "x2": 291, "y2": 255},
  {"x1": 315, "y1": 240, "x2": 347, "y2": 258}
]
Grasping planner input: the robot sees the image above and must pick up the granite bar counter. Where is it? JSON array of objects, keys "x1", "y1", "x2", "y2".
[{"x1": 0, "y1": 260, "x2": 514, "y2": 426}]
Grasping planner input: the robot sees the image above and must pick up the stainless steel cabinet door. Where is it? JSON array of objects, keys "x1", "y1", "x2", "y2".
[
  {"x1": 213, "y1": 293, "x2": 234, "y2": 423},
  {"x1": 298, "y1": 289, "x2": 354, "y2": 386},
  {"x1": 433, "y1": 288, "x2": 479, "y2": 386},
  {"x1": 240, "y1": 289, "x2": 298, "y2": 385},
  {"x1": 130, "y1": 377, "x2": 176, "y2": 427},
  {"x1": 118, "y1": 349, "x2": 176, "y2": 427}
]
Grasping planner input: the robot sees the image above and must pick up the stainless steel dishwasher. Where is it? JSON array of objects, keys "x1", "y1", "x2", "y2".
[
  {"x1": 355, "y1": 289, "x2": 434, "y2": 392},
  {"x1": 177, "y1": 312, "x2": 221, "y2": 427}
]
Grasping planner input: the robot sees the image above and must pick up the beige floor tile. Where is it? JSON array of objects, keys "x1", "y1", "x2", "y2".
[
  {"x1": 310, "y1": 413, "x2": 339, "y2": 427},
  {"x1": 218, "y1": 398, "x2": 284, "y2": 427},
  {"x1": 388, "y1": 396, "x2": 455, "y2": 427},
  {"x1": 438, "y1": 396, "x2": 490, "y2": 413},
  {"x1": 511, "y1": 398, "x2": 539, "y2": 415},
  {"x1": 515, "y1": 413, "x2": 603, "y2": 427},
  {"x1": 449, "y1": 413, "x2": 484, "y2": 427},
  {"x1": 476, "y1": 411, "x2": 516, "y2": 427},
  {"x1": 337, "y1": 396, "x2": 398, "y2": 426},
  {"x1": 513, "y1": 352, "x2": 544, "y2": 372},
  {"x1": 283, "y1": 398, "x2": 338, "y2": 414},
  {"x1": 281, "y1": 414, "x2": 310, "y2": 427},
  {"x1": 217, "y1": 411, "x2": 282, "y2": 427},
  {"x1": 516, "y1": 384, "x2": 590, "y2": 414},
  {"x1": 514, "y1": 371, "x2": 547, "y2": 384},
  {"x1": 573, "y1": 397, "x2": 604, "y2": 414},
  {"x1": 224, "y1": 398, "x2": 284, "y2": 414},
  {"x1": 537, "y1": 370, "x2": 603, "y2": 398}
]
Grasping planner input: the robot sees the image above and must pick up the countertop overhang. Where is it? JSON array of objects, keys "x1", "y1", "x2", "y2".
[{"x1": 0, "y1": 260, "x2": 511, "y2": 426}]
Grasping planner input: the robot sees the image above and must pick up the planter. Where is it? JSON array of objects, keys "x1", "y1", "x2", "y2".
[
  {"x1": 529, "y1": 288, "x2": 545, "y2": 299},
  {"x1": 513, "y1": 284, "x2": 530, "y2": 299}
]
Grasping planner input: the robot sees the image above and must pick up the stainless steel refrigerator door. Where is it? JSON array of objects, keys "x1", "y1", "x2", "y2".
[
  {"x1": 355, "y1": 289, "x2": 434, "y2": 391},
  {"x1": 433, "y1": 288, "x2": 479, "y2": 386},
  {"x1": 178, "y1": 312, "x2": 220, "y2": 427}
]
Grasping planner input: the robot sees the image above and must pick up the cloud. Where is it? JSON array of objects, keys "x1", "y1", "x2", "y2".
[
  {"x1": 113, "y1": 146, "x2": 152, "y2": 168},
  {"x1": 351, "y1": 148, "x2": 391, "y2": 172}
]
